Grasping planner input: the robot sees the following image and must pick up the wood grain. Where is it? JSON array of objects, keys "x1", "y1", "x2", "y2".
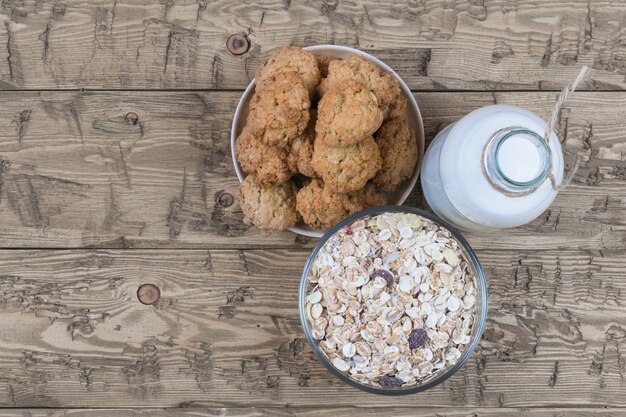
[
  {"x1": 0, "y1": 91, "x2": 624, "y2": 250},
  {"x1": 0, "y1": 0, "x2": 624, "y2": 90},
  {"x1": 0, "y1": 249, "x2": 625, "y2": 408},
  {"x1": 0, "y1": 1, "x2": 624, "y2": 413},
  {"x1": 1, "y1": 408, "x2": 626, "y2": 417}
]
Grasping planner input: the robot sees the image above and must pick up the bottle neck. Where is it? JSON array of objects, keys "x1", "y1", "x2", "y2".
[{"x1": 483, "y1": 127, "x2": 552, "y2": 194}]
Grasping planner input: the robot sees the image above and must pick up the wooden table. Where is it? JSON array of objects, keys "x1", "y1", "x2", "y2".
[{"x1": 0, "y1": 1, "x2": 625, "y2": 415}]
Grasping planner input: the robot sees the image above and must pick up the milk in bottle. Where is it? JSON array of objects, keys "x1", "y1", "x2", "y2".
[{"x1": 420, "y1": 105, "x2": 565, "y2": 231}]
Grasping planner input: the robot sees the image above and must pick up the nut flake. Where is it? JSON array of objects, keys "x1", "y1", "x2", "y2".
[
  {"x1": 308, "y1": 291, "x2": 322, "y2": 304},
  {"x1": 311, "y1": 303, "x2": 323, "y2": 319},
  {"x1": 333, "y1": 357, "x2": 351, "y2": 372},
  {"x1": 398, "y1": 275, "x2": 414, "y2": 293},
  {"x1": 443, "y1": 247, "x2": 460, "y2": 267},
  {"x1": 305, "y1": 212, "x2": 477, "y2": 389},
  {"x1": 342, "y1": 342, "x2": 357, "y2": 358},
  {"x1": 378, "y1": 228, "x2": 392, "y2": 241},
  {"x1": 447, "y1": 295, "x2": 460, "y2": 312},
  {"x1": 425, "y1": 311, "x2": 438, "y2": 328}
]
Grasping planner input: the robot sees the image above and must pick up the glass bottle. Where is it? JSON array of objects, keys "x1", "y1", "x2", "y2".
[{"x1": 420, "y1": 105, "x2": 565, "y2": 231}]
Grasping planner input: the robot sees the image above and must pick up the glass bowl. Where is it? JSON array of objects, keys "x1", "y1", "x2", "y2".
[{"x1": 298, "y1": 205, "x2": 487, "y2": 395}]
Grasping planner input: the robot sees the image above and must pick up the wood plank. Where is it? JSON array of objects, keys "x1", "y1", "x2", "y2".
[
  {"x1": 0, "y1": 0, "x2": 623, "y2": 90},
  {"x1": 0, "y1": 249, "x2": 625, "y2": 408},
  {"x1": 0, "y1": 408, "x2": 625, "y2": 417},
  {"x1": 0, "y1": 91, "x2": 624, "y2": 250}
]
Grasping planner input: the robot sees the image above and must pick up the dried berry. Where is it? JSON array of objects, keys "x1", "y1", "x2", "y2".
[
  {"x1": 408, "y1": 328, "x2": 428, "y2": 349},
  {"x1": 371, "y1": 269, "x2": 394, "y2": 286},
  {"x1": 379, "y1": 374, "x2": 404, "y2": 389}
]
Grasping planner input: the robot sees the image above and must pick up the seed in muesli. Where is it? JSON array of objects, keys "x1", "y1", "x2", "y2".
[{"x1": 305, "y1": 212, "x2": 477, "y2": 389}]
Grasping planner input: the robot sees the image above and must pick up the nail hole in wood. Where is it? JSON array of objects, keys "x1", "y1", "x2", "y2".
[
  {"x1": 226, "y1": 34, "x2": 249, "y2": 55},
  {"x1": 137, "y1": 283, "x2": 160, "y2": 305},
  {"x1": 125, "y1": 112, "x2": 139, "y2": 125},
  {"x1": 217, "y1": 192, "x2": 234, "y2": 207}
]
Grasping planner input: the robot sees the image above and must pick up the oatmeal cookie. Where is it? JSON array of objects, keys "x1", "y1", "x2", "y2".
[
  {"x1": 316, "y1": 81, "x2": 383, "y2": 147},
  {"x1": 312, "y1": 135, "x2": 382, "y2": 193},
  {"x1": 296, "y1": 179, "x2": 364, "y2": 229},
  {"x1": 247, "y1": 71, "x2": 311, "y2": 148},
  {"x1": 318, "y1": 56, "x2": 404, "y2": 119},
  {"x1": 373, "y1": 118, "x2": 418, "y2": 192},
  {"x1": 316, "y1": 54, "x2": 339, "y2": 78},
  {"x1": 287, "y1": 112, "x2": 316, "y2": 177},
  {"x1": 388, "y1": 94, "x2": 407, "y2": 119},
  {"x1": 256, "y1": 47, "x2": 321, "y2": 98},
  {"x1": 356, "y1": 183, "x2": 388, "y2": 207},
  {"x1": 237, "y1": 175, "x2": 300, "y2": 231},
  {"x1": 235, "y1": 127, "x2": 292, "y2": 185}
]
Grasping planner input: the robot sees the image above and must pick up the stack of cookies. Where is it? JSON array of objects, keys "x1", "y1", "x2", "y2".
[{"x1": 236, "y1": 47, "x2": 419, "y2": 232}]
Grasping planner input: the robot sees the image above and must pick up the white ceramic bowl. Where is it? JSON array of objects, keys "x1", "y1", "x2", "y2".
[{"x1": 231, "y1": 45, "x2": 425, "y2": 238}]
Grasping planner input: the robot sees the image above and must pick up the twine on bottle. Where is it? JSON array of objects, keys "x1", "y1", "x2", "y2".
[{"x1": 544, "y1": 65, "x2": 591, "y2": 190}]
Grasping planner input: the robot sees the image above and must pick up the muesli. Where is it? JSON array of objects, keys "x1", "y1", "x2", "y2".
[{"x1": 305, "y1": 212, "x2": 477, "y2": 388}]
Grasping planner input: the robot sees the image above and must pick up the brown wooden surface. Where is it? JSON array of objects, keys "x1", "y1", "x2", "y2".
[
  {"x1": 0, "y1": 0, "x2": 625, "y2": 91},
  {"x1": 1, "y1": 409, "x2": 626, "y2": 417},
  {"x1": 0, "y1": 91, "x2": 624, "y2": 250},
  {"x1": 1, "y1": 249, "x2": 626, "y2": 409},
  {"x1": 0, "y1": 0, "x2": 625, "y2": 415}
]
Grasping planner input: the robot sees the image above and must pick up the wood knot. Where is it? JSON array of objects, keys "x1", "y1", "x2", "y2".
[
  {"x1": 125, "y1": 112, "x2": 139, "y2": 125},
  {"x1": 217, "y1": 192, "x2": 234, "y2": 207},
  {"x1": 226, "y1": 34, "x2": 249, "y2": 55},
  {"x1": 137, "y1": 284, "x2": 160, "y2": 305}
]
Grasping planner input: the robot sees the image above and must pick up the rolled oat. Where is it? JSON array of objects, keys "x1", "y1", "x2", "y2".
[{"x1": 305, "y1": 212, "x2": 477, "y2": 389}]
